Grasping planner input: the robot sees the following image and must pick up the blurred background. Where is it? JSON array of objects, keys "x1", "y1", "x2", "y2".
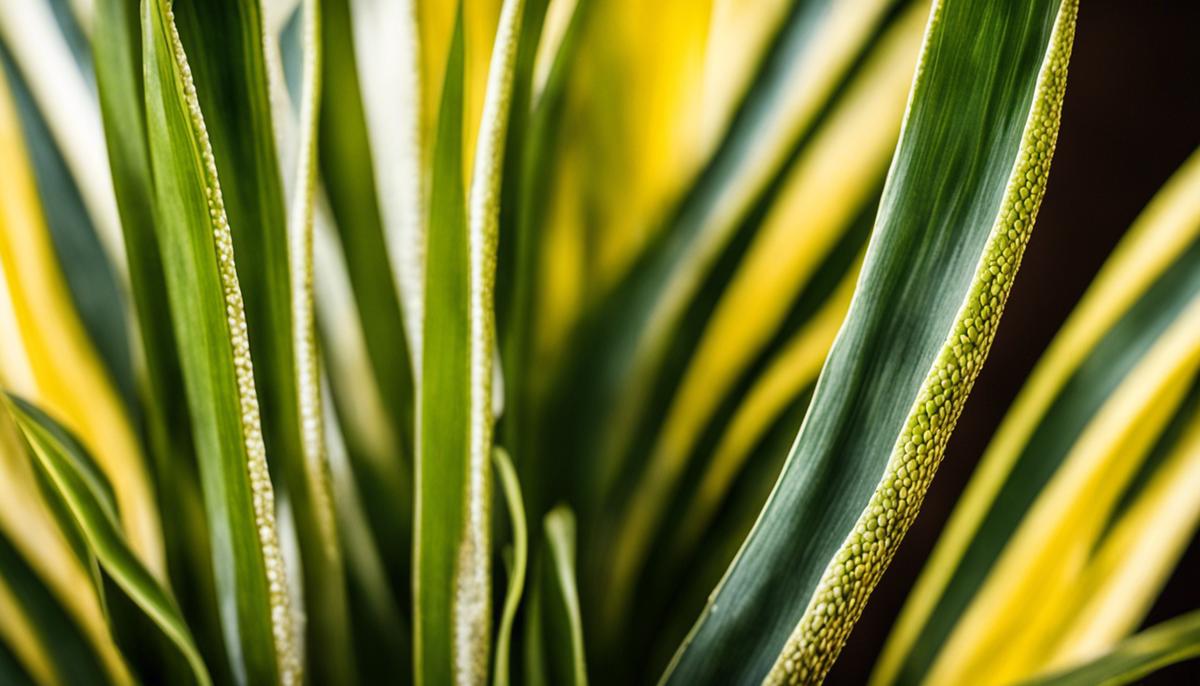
[{"x1": 832, "y1": 3, "x2": 1200, "y2": 683}]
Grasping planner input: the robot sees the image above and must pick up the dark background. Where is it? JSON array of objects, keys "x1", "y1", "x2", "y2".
[{"x1": 829, "y1": 3, "x2": 1200, "y2": 683}]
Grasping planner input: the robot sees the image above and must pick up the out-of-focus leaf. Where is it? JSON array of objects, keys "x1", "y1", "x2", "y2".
[
  {"x1": 536, "y1": 1, "x2": 915, "y2": 532},
  {"x1": 350, "y1": 0, "x2": 426, "y2": 365},
  {"x1": 0, "y1": 61, "x2": 162, "y2": 579},
  {"x1": 525, "y1": 507, "x2": 587, "y2": 686},
  {"x1": 315, "y1": 0, "x2": 416, "y2": 638},
  {"x1": 493, "y1": 448, "x2": 528, "y2": 686},
  {"x1": 140, "y1": 0, "x2": 297, "y2": 681},
  {"x1": 7, "y1": 395, "x2": 211, "y2": 686},
  {"x1": 282, "y1": 0, "x2": 358, "y2": 681},
  {"x1": 603, "y1": 5, "x2": 924, "y2": 627},
  {"x1": 0, "y1": 402, "x2": 129, "y2": 686},
  {"x1": 495, "y1": 0, "x2": 574, "y2": 508},
  {"x1": 0, "y1": 528, "x2": 120, "y2": 686},
  {"x1": 321, "y1": 373, "x2": 411, "y2": 682},
  {"x1": 0, "y1": 626, "x2": 38, "y2": 686},
  {"x1": 0, "y1": 41, "x2": 134, "y2": 409},
  {"x1": 663, "y1": 1, "x2": 1079, "y2": 682},
  {"x1": 874, "y1": 150, "x2": 1200, "y2": 686},
  {"x1": 0, "y1": 0, "x2": 126, "y2": 282},
  {"x1": 318, "y1": 0, "x2": 415, "y2": 468},
  {"x1": 543, "y1": 507, "x2": 588, "y2": 686},
  {"x1": 1022, "y1": 610, "x2": 1200, "y2": 686}
]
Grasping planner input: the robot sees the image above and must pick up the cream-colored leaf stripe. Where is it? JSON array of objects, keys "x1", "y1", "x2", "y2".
[
  {"x1": 352, "y1": 0, "x2": 426, "y2": 374},
  {"x1": 453, "y1": 0, "x2": 525, "y2": 681},
  {"x1": 766, "y1": 0, "x2": 1079, "y2": 681},
  {"x1": 287, "y1": 0, "x2": 339, "y2": 564}
]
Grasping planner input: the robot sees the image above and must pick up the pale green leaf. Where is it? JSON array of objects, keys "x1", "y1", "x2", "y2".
[{"x1": 492, "y1": 448, "x2": 528, "y2": 686}]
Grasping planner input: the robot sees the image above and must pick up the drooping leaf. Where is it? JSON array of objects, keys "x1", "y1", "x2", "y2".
[
  {"x1": 7, "y1": 395, "x2": 211, "y2": 686},
  {"x1": 0, "y1": 58, "x2": 163, "y2": 580},
  {"x1": 0, "y1": 403, "x2": 129, "y2": 686},
  {"x1": 663, "y1": 0, "x2": 1079, "y2": 682},
  {"x1": 0, "y1": 528, "x2": 119, "y2": 686}
]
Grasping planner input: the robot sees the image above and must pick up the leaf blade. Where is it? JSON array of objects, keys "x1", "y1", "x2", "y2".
[
  {"x1": 1022, "y1": 610, "x2": 1200, "y2": 686},
  {"x1": 873, "y1": 150, "x2": 1200, "y2": 686},
  {"x1": 140, "y1": 0, "x2": 296, "y2": 680},
  {"x1": 662, "y1": 1, "x2": 1079, "y2": 682},
  {"x1": 7, "y1": 396, "x2": 211, "y2": 686},
  {"x1": 492, "y1": 448, "x2": 528, "y2": 686}
]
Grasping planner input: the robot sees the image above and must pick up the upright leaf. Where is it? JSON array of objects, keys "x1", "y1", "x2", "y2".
[
  {"x1": 492, "y1": 448, "x2": 528, "y2": 686},
  {"x1": 416, "y1": 0, "x2": 524, "y2": 681},
  {"x1": 93, "y1": 6, "x2": 229, "y2": 669},
  {"x1": 521, "y1": 506, "x2": 588, "y2": 686},
  {"x1": 141, "y1": 1, "x2": 296, "y2": 681},
  {"x1": 317, "y1": 0, "x2": 417, "y2": 620},
  {"x1": 279, "y1": 0, "x2": 358, "y2": 682},
  {"x1": 663, "y1": 0, "x2": 1079, "y2": 682},
  {"x1": 415, "y1": 14, "x2": 468, "y2": 685},
  {"x1": 349, "y1": 0, "x2": 426, "y2": 367}
]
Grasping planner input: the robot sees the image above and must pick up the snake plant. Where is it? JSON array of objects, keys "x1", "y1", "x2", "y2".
[{"x1": 0, "y1": 0, "x2": 1196, "y2": 684}]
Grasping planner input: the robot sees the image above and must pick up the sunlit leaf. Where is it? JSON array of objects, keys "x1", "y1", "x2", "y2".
[{"x1": 663, "y1": 1, "x2": 1079, "y2": 682}]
